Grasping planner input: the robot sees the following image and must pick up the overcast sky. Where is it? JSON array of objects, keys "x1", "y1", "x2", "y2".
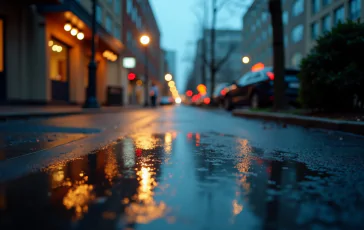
[{"x1": 150, "y1": 0, "x2": 252, "y2": 92}]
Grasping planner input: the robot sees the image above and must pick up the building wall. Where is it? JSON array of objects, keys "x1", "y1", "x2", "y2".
[
  {"x1": 1, "y1": 4, "x2": 48, "y2": 102},
  {"x1": 305, "y1": 0, "x2": 364, "y2": 53}
]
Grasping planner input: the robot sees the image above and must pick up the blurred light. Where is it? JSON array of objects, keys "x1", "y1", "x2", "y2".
[
  {"x1": 64, "y1": 23, "x2": 72, "y2": 31},
  {"x1": 136, "y1": 80, "x2": 143, "y2": 86},
  {"x1": 186, "y1": 90, "x2": 193, "y2": 97},
  {"x1": 77, "y1": 32, "x2": 84, "y2": 40},
  {"x1": 168, "y1": 81, "x2": 175, "y2": 88},
  {"x1": 70, "y1": 27, "x2": 78, "y2": 36},
  {"x1": 128, "y1": 73, "x2": 136, "y2": 81},
  {"x1": 251, "y1": 62, "x2": 265, "y2": 72},
  {"x1": 164, "y1": 73, "x2": 172, "y2": 81},
  {"x1": 242, "y1": 56, "x2": 250, "y2": 64},
  {"x1": 103, "y1": 50, "x2": 117, "y2": 62},
  {"x1": 197, "y1": 84, "x2": 207, "y2": 95},
  {"x1": 123, "y1": 57, "x2": 136, "y2": 68},
  {"x1": 48, "y1": 40, "x2": 53, "y2": 47},
  {"x1": 175, "y1": 97, "x2": 182, "y2": 104},
  {"x1": 267, "y1": 71, "x2": 275, "y2": 80},
  {"x1": 220, "y1": 89, "x2": 226, "y2": 96},
  {"x1": 203, "y1": 97, "x2": 211, "y2": 104},
  {"x1": 140, "y1": 35, "x2": 150, "y2": 45},
  {"x1": 231, "y1": 84, "x2": 237, "y2": 90},
  {"x1": 52, "y1": 45, "x2": 63, "y2": 52}
]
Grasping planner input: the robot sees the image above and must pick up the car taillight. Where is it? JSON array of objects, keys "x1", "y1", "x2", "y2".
[
  {"x1": 220, "y1": 89, "x2": 226, "y2": 96},
  {"x1": 267, "y1": 72, "x2": 275, "y2": 80},
  {"x1": 203, "y1": 97, "x2": 211, "y2": 104}
]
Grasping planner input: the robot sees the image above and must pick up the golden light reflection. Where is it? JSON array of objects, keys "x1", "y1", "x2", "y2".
[
  {"x1": 132, "y1": 134, "x2": 159, "y2": 150},
  {"x1": 235, "y1": 139, "x2": 252, "y2": 193},
  {"x1": 62, "y1": 173, "x2": 95, "y2": 220},
  {"x1": 124, "y1": 166, "x2": 168, "y2": 224},
  {"x1": 164, "y1": 133, "x2": 172, "y2": 154},
  {"x1": 232, "y1": 199, "x2": 243, "y2": 215},
  {"x1": 104, "y1": 150, "x2": 118, "y2": 185}
]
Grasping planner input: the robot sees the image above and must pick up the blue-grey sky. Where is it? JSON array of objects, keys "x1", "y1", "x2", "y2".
[{"x1": 150, "y1": 0, "x2": 252, "y2": 92}]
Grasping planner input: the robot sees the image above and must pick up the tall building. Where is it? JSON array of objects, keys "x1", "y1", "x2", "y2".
[
  {"x1": 241, "y1": 0, "x2": 307, "y2": 75},
  {"x1": 242, "y1": 0, "x2": 363, "y2": 75},
  {"x1": 164, "y1": 50, "x2": 176, "y2": 79},
  {"x1": 0, "y1": 0, "x2": 162, "y2": 106},
  {"x1": 187, "y1": 29, "x2": 241, "y2": 93},
  {"x1": 305, "y1": 0, "x2": 363, "y2": 53}
]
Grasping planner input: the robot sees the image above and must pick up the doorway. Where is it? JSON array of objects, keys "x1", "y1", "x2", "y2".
[
  {"x1": 49, "y1": 39, "x2": 70, "y2": 102},
  {"x1": 0, "y1": 18, "x2": 6, "y2": 103}
]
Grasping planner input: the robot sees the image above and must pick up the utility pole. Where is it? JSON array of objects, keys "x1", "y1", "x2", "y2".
[{"x1": 201, "y1": 0, "x2": 207, "y2": 85}]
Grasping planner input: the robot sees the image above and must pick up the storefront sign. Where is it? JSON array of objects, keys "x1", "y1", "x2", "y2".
[{"x1": 123, "y1": 57, "x2": 136, "y2": 69}]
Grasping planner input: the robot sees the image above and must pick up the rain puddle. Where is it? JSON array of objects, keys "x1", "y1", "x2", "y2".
[{"x1": 0, "y1": 132, "x2": 363, "y2": 230}]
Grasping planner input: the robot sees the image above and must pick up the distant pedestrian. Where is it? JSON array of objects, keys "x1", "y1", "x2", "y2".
[{"x1": 150, "y1": 83, "x2": 159, "y2": 107}]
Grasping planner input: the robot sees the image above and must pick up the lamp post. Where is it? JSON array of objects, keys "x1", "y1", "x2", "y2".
[
  {"x1": 83, "y1": 0, "x2": 100, "y2": 108},
  {"x1": 140, "y1": 34, "x2": 150, "y2": 107}
]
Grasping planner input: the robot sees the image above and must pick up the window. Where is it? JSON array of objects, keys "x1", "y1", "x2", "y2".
[
  {"x1": 334, "y1": 5, "x2": 345, "y2": 25},
  {"x1": 293, "y1": 0, "x2": 304, "y2": 16},
  {"x1": 96, "y1": 5, "x2": 103, "y2": 23},
  {"x1": 262, "y1": 12, "x2": 268, "y2": 22},
  {"x1": 127, "y1": 0, "x2": 132, "y2": 14},
  {"x1": 350, "y1": 0, "x2": 361, "y2": 20},
  {"x1": 49, "y1": 40, "x2": 69, "y2": 82},
  {"x1": 312, "y1": 0, "x2": 320, "y2": 14},
  {"x1": 114, "y1": 0, "x2": 121, "y2": 15},
  {"x1": 311, "y1": 22, "x2": 319, "y2": 40},
  {"x1": 291, "y1": 24, "x2": 304, "y2": 43},
  {"x1": 106, "y1": 16, "x2": 112, "y2": 32},
  {"x1": 114, "y1": 26, "x2": 121, "y2": 41},
  {"x1": 283, "y1": 11, "x2": 289, "y2": 25},
  {"x1": 0, "y1": 19, "x2": 3, "y2": 72},
  {"x1": 292, "y1": 53, "x2": 302, "y2": 68},
  {"x1": 322, "y1": 0, "x2": 331, "y2": 7},
  {"x1": 322, "y1": 14, "x2": 331, "y2": 33}
]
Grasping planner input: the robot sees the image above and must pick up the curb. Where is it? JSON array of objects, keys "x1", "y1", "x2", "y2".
[
  {"x1": 0, "y1": 108, "x2": 134, "y2": 121},
  {"x1": 232, "y1": 109, "x2": 364, "y2": 136}
]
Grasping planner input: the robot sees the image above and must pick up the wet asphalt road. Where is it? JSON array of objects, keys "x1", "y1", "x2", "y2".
[{"x1": 1, "y1": 106, "x2": 364, "y2": 230}]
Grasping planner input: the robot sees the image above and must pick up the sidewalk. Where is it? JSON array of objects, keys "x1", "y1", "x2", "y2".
[
  {"x1": 232, "y1": 109, "x2": 364, "y2": 136},
  {"x1": 0, "y1": 105, "x2": 141, "y2": 120}
]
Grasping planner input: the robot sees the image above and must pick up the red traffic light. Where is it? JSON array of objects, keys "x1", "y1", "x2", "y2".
[{"x1": 128, "y1": 73, "x2": 136, "y2": 81}]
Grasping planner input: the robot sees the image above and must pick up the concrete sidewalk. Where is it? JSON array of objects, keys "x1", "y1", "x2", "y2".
[{"x1": 0, "y1": 105, "x2": 141, "y2": 120}]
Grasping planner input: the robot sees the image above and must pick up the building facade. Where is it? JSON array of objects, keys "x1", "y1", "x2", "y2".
[
  {"x1": 305, "y1": 0, "x2": 363, "y2": 52},
  {"x1": 242, "y1": 0, "x2": 363, "y2": 76},
  {"x1": 186, "y1": 29, "x2": 241, "y2": 93},
  {"x1": 0, "y1": 0, "x2": 162, "y2": 106},
  {"x1": 121, "y1": 0, "x2": 161, "y2": 104},
  {"x1": 241, "y1": 0, "x2": 307, "y2": 75}
]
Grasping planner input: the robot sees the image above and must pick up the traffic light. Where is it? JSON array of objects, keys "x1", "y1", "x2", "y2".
[{"x1": 128, "y1": 72, "x2": 136, "y2": 81}]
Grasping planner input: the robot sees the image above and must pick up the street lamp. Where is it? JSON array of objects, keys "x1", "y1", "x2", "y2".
[
  {"x1": 140, "y1": 34, "x2": 150, "y2": 107},
  {"x1": 83, "y1": 0, "x2": 100, "y2": 108},
  {"x1": 164, "y1": 73, "x2": 172, "y2": 81},
  {"x1": 242, "y1": 56, "x2": 250, "y2": 64}
]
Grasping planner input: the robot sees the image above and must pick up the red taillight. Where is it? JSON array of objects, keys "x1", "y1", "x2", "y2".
[
  {"x1": 267, "y1": 72, "x2": 275, "y2": 80},
  {"x1": 220, "y1": 89, "x2": 226, "y2": 96},
  {"x1": 203, "y1": 97, "x2": 211, "y2": 104},
  {"x1": 192, "y1": 95, "x2": 198, "y2": 102},
  {"x1": 269, "y1": 95, "x2": 274, "y2": 101}
]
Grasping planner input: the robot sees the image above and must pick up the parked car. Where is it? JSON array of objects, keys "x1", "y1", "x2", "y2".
[
  {"x1": 212, "y1": 82, "x2": 229, "y2": 106},
  {"x1": 223, "y1": 67, "x2": 300, "y2": 110},
  {"x1": 160, "y1": 96, "x2": 174, "y2": 105}
]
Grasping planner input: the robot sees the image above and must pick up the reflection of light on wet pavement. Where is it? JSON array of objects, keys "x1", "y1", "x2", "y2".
[
  {"x1": 62, "y1": 174, "x2": 95, "y2": 219},
  {"x1": 104, "y1": 149, "x2": 118, "y2": 184},
  {"x1": 164, "y1": 132, "x2": 172, "y2": 154},
  {"x1": 196, "y1": 133, "x2": 200, "y2": 146},
  {"x1": 124, "y1": 166, "x2": 168, "y2": 224},
  {"x1": 132, "y1": 134, "x2": 159, "y2": 150},
  {"x1": 232, "y1": 199, "x2": 243, "y2": 215},
  {"x1": 123, "y1": 138, "x2": 136, "y2": 169},
  {"x1": 235, "y1": 139, "x2": 252, "y2": 193}
]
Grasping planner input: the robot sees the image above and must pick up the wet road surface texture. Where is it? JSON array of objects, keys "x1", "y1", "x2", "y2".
[{"x1": 1, "y1": 106, "x2": 364, "y2": 230}]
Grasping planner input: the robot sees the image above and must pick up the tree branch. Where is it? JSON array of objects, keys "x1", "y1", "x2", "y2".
[{"x1": 214, "y1": 44, "x2": 236, "y2": 72}]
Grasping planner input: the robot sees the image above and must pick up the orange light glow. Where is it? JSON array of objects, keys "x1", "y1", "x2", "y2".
[
  {"x1": 251, "y1": 62, "x2": 265, "y2": 72},
  {"x1": 203, "y1": 97, "x2": 211, "y2": 104},
  {"x1": 197, "y1": 84, "x2": 207, "y2": 94}
]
